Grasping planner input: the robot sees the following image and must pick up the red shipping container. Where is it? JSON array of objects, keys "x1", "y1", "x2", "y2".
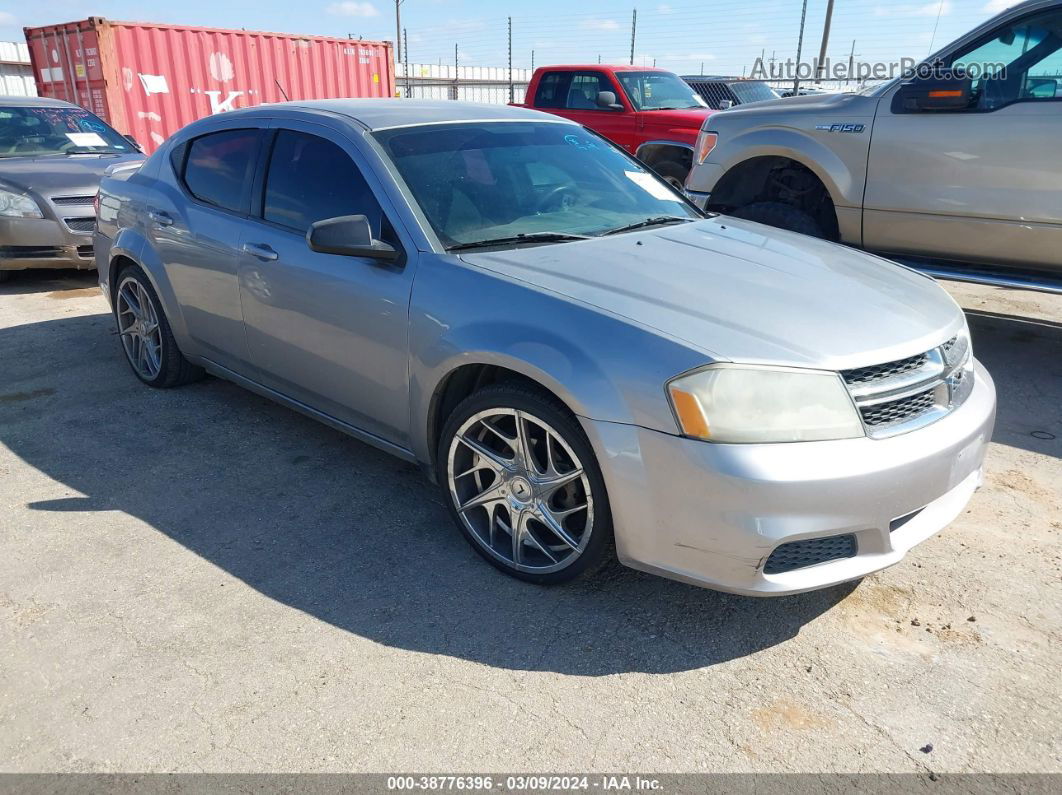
[{"x1": 24, "y1": 17, "x2": 396, "y2": 152}]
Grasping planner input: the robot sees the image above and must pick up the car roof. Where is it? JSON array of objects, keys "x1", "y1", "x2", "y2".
[
  {"x1": 0, "y1": 96, "x2": 79, "y2": 108},
  {"x1": 220, "y1": 99, "x2": 572, "y2": 131}
]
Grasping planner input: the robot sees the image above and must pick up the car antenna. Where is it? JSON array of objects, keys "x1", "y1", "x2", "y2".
[{"x1": 275, "y1": 79, "x2": 290, "y2": 102}]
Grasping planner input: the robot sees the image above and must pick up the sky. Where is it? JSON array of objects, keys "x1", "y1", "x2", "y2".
[{"x1": 2, "y1": 1, "x2": 1014, "y2": 77}]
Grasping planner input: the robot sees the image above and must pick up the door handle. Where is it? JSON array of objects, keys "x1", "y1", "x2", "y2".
[
  {"x1": 241, "y1": 242, "x2": 279, "y2": 261},
  {"x1": 148, "y1": 210, "x2": 173, "y2": 227}
]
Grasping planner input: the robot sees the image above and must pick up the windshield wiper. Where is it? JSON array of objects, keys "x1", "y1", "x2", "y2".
[
  {"x1": 601, "y1": 216, "x2": 694, "y2": 236},
  {"x1": 447, "y1": 232, "x2": 592, "y2": 251}
]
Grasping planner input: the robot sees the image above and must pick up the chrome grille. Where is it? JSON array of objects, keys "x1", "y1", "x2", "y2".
[
  {"x1": 51, "y1": 195, "x2": 95, "y2": 206},
  {"x1": 764, "y1": 534, "x2": 857, "y2": 574},
  {"x1": 843, "y1": 353, "x2": 928, "y2": 385},
  {"x1": 861, "y1": 391, "x2": 936, "y2": 427},
  {"x1": 842, "y1": 333, "x2": 972, "y2": 438}
]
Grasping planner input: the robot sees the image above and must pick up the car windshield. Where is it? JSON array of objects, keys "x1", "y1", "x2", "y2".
[
  {"x1": 728, "y1": 81, "x2": 781, "y2": 104},
  {"x1": 0, "y1": 105, "x2": 132, "y2": 157},
  {"x1": 373, "y1": 121, "x2": 700, "y2": 248},
  {"x1": 615, "y1": 72, "x2": 709, "y2": 110}
]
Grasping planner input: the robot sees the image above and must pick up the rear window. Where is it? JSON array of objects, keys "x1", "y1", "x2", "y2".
[{"x1": 182, "y1": 129, "x2": 259, "y2": 213}]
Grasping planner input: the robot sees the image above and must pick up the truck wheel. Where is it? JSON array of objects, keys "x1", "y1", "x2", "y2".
[
  {"x1": 730, "y1": 201, "x2": 823, "y2": 238},
  {"x1": 651, "y1": 160, "x2": 688, "y2": 191}
]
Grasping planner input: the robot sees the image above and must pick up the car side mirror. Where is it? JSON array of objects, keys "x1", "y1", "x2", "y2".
[
  {"x1": 123, "y1": 134, "x2": 143, "y2": 152},
  {"x1": 596, "y1": 90, "x2": 623, "y2": 110},
  {"x1": 896, "y1": 74, "x2": 974, "y2": 111},
  {"x1": 717, "y1": 99, "x2": 734, "y2": 110},
  {"x1": 307, "y1": 215, "x2": 399, "y2": 262}
]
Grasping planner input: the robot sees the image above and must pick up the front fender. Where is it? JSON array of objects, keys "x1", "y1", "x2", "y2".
[
  {"x1": 706, "y1": 127, "x2": 863, "y2": 207},
  {"x1": 407, "y1": 259, "x2": 705, "y2": 466}
]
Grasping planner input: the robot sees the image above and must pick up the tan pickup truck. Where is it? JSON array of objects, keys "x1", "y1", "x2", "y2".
[{"x1": 685, "y1": 0, "x2": 1062, "y2": 284}]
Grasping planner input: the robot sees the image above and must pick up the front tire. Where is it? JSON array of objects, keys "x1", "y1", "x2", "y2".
[
  {"x1": 729, "y1": 201, "x2": 824, "y2": 237},
  {"x1": 651, "y1": 159, "x2": 688, "y2": 191},
  {"x1": 439, "y1": 383, "x2": 614, "y2": 585},
  {"x1": 114, "y1": 265, "x2": 203, "y2": 388}
]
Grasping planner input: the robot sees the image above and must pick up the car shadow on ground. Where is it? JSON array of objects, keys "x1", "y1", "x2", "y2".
[
  {"x1": 1, "y1": 308, "x2": 1057, "y2": 675},
  {"x1": 0, "y1": 268, "x2": 97, "y2": 296}
]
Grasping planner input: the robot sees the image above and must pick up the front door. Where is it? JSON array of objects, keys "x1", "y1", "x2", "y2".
[
  {"x1": 863, "y1": 5, "x2": 1062, "y2": 271},
  {"x1": 236, "y1": 121, "x2": 416, "y2": 447}
]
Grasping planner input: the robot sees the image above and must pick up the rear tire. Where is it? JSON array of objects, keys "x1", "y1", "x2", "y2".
[
  {"x1": 730, "y1": 201, "x2": 824, "y2": 237},
  {"x1": 114, "y1": 264, "x2": 204, "y2": 388},
  {"x1": 439, "y1": 383, "x2": 615, "y2": 585}
]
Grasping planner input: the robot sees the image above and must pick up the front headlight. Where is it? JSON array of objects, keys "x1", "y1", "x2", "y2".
[
  {"x1": 0, "y1": 188, "x2": 44, "y2": 219},
  {"x1": 667, "y1": 364, "x2": 865, "y2": 443}
]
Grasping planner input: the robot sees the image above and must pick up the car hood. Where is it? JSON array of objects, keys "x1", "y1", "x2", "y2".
[
  {"x1": 0, "y1": 153, "x2": 145, "y2": 195},
  {"x1": 459, "y1": 217, "x2": 964, "y2": 370}
]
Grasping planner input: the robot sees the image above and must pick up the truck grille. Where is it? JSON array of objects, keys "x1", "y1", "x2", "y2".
[
  {"x1": 764, "y1": 534, "x2": 857, "y2": 574},
  {"x1": 841, "y1": 334, "x2": 971, "y2": 438}
]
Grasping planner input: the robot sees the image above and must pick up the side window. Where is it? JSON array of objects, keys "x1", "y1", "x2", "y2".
[
  {"x1": 182, "y1": 129, "x2": 259, "y2": 212},
  {"x1": 565, "y1": 72, "x2": 608, "y2": 110},
  {"x1": 534, "y1": 72, "x2": 568, "y2": 108},
  {"x1": 263, "y1": 130, "x2": 383, "y2": 236},
  {"x1": 951, "y1": 9, "x2": 1062, "y2": 109}
]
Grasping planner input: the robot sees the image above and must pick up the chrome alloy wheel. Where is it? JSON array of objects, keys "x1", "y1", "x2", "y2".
[
  {"x1": 116, "y1": 276, "x2": 163, "y2": 381},
  {"x1": 447, "y1": 408, "x2": 595, "y2": 574}
]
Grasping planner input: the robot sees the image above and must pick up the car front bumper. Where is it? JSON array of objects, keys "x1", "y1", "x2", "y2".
[
  {"x1": 0, "y1": 216, "x2": 95, "y2": 271},
  {"x1": 580, "y1": 360, "x2": 996, "y2": 596}
]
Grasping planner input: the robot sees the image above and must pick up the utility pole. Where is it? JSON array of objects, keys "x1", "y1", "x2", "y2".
[
  {"x1": 453, "y1": 43, "x2": 458, "y2": 100},
  {"x1": 531, "y1": 49, "x2": 534, "y2": 72},
  {"x1": 403, "y1": 28, "x2": 409, "y2": 97},
  {"x1": 793, "y1": 0, "x2": 809, "y2": 96},
  {"x1": 815, "y1": 0, "x2": 836, "y2": 83},
  {"x1": 507, "y1": 17, "x2": 513, "y2": 104},
  {"x1": 394, "y1": 0, "x2": 404, "y2": 63},
  {"x1": 629, "y1": 8, "x2": 637, "y2": 66},
  {"x1": 847, "y1": 40, "x2": 858, "y2": 85}
]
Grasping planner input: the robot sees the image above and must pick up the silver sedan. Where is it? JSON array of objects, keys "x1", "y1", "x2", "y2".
[{"x1": 94, "y1": 100, "x2": 995, "y2": 595}]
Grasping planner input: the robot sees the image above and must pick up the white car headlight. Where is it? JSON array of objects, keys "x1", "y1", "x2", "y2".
[
  {"x1": 0, "y1": 187, "x2": 44, "y2": 219},
  {"x1": 667, "y1": 364, "x2": 865, "y2": 443}
]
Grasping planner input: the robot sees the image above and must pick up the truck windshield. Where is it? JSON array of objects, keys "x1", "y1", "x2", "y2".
[
  {"x1": 615, "y1": 72, "x2": 709, "y2": 110},
  {"x1": 373, "y1": 121, "x2": 700, "y2": 248},
  {"x1": 0, "y1": 105, "x2": 132, "y2": 157},
  {"x1": 728, "y1": 81, "x2": 781, "y2": 104}
]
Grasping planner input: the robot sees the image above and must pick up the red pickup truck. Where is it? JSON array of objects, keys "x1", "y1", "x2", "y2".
[{"x1": 514, "y1": 65, "x2": 716, "y2": 187}]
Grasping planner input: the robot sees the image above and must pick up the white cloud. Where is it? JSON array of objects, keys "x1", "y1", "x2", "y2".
[
  {"x1": 0, "y1": 11, "x2": 17, "y2": 25},
  {"x1": 982, "y1": 0, "x2": 1014, "y2": 12},
  {"x1": 874, "y1": 1, "x2": 951, "y2": 18},
  {"x1": 326, "y1": 2, "x2": 380, "y2": 18},
  {"x1": 581, "y1": 18, "x2": 621, "y2": 32}
]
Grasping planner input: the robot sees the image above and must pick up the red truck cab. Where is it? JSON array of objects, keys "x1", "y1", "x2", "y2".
[{"x1": 515, "y1": 65, "x2": 715, "y2": 187}]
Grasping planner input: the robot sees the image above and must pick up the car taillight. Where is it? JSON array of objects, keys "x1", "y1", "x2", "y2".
[{"x1": 695, "y1": 131, "x2": 718, "y2": 164}]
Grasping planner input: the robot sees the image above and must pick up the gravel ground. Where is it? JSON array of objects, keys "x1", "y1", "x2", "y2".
[{"x1": 0, "y1": 270, "x2": 1059, "y2": 773}]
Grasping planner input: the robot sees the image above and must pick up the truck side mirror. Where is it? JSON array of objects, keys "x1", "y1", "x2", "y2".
[
  {"x1": 307, "y1": 215, "x2": 399, "y2": 262},
  {"x1": 596, "y1": 91, "x2": 623, "y2": 110},
  {"x1": 896, "y1": 74, "x2": 974, "y2": 112}
]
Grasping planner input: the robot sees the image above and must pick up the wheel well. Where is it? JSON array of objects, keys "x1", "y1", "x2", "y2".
[
  {"x1": 636, "y1": 143, "x2": 693, "y2": 175},
  {"x1": 426, "y1": 364, "x2": 574, "y2": 472},
  {"x1": 109, "y1": 254, "x2": 140, "y2": 301},
  {"x1": 708, "y1": 156, "x2": 840, "y2": 241}
]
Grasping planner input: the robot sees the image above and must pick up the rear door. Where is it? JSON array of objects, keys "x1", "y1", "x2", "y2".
[
  {"x1": 532, "y1": 70, "x2": 636, "y2": 152},
  {"x1": 149, "y1": 124, "x2": 266, "y2": 372},
  {"x1": 863, "y1": 5, "x2": 1062, "y2": 270},
  {"x1": 235, "y1": 120, "x2": 416, "y2": 446}
]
